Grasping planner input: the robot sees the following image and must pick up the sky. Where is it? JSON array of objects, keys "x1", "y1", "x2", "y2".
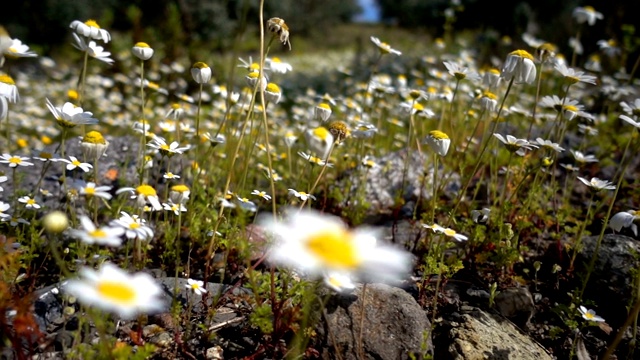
[{"x1": 353, "y1": 0, "x2": 381, "y2": 22}]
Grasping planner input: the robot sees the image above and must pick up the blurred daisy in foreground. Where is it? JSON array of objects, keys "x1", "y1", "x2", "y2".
[
  {"x1": 260, "y1": 208, "x2": 412, "y2": 284},
  {"x1": 572, "y1": 6, "x2": 603, "y2": 26},
  {"x1": 64, "y1": 262, "x2": 164, "y2": 319}
]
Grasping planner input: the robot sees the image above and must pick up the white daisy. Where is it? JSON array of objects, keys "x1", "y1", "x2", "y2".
[{"x1": 68, "y1": 216, "x2": 124, "y2": 247}]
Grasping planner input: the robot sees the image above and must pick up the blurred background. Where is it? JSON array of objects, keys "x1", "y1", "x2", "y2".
[{"x1": 1, "y1": 0, "x2": 637, "y2": 75}]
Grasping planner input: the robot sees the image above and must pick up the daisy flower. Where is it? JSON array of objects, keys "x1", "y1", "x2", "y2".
[
  {"x1": 493, "y1": 133, "x2": 538, "y2": 156},
  {"x1": 203, "y1": 132, "x2": 226, "y2": 147},
  {"x1": 0, "y1": 201, "x2": 10, "y2": 219},
  {"x1": 169, "y1": 184, "x2": 190, "y2": 205},
  {"x1": 267, "y1": 57, "x2": 292, "y2": 74},
  {"x1": 71, "y1": 34, "x2": 114, "y2": 64},
  {"x1": 370, "y1": 36, "x2": 401, "y2": 55},
  {"x1": 609, "y1": 210, "x2": 638, "y2": 236},
  {"x1": 620, "y1": 99, "x2": 640, "y2": 117},
  {"x1": 131, "y1": 42, "x2": 154, "y2": 60},
  {"x1": 534, "y1": 138, "x2": 564, "y2": 153},
  {"x1": 163, "y1": 201, "x2": 187, "y2": 216},
  {"x1": 501, "y1": 50, "x2": 536, "y2": 84},
  {"x1": 147, "y1": 137, "x2": 191, "y2": 157},
  {"x1": 0, "y1": 73, "x2": 19, "y2": 103},
  {"x1": 572, "y1": 6, "x2": 603, "y2": 26},
  {"x1": 61, "y1": 156, "x2": 93, "y2": 172},
  {"x1": 0, "y1": 175, "x2": 6, "y2": 192},
  {"x1": 69, "y1": 19, "x2": 111, "y2": 42},
  {"x1": 46, "y1": 98, "x2": 98, "y2": 128},
  {"x1": 422, "y1": 223, "x2": 469, "y2": 242},
  {"x1": 443, "y1": 61, "x2": 480, "y2": 82},
  {"x1": 80, "y1": 131, "x2": 109, "y2": 159},
  {"x1": 288, "y1": 189, "x2": 316, "y2": 202},
  {"x1": 191, "y1": 62, "x2": 212, "y2": 84},
  {"x1": 424, "y1": 130, "x2": 451, "y2": 156},
  {"x1": 352, "y1": 122, "x2": 377, "y2": 139},
  {"x1": 260, "y1": 208, "x2": 412, "y2": 283},
  {"x1": 577, "y1": 176, "x2": 615, "y2": 192},
  {"x1": 185, "y1": 278, "x2": 207, "y2": 296},
  {"x1": 554, "y1": 63, "x2": 597, "y2": 85},
  {"x1": 0, "y1": 153, "x2": 34, "y2": 167},
  {"x1": 116, "y1": 184, "x2": 163, "y2": 211},
  {"x1": 298, "y1": 151, "x2": 333, "y2": 167},
  {"x1": 4, "y1": 38, "x2": 37, "y2": 59},
  {"x1": 578, "y1": 305, "x2": 605, "y2": 322},
  {"x1": 235, "y1": 196, "x2": 257, "y2": 212},
  {"x1": 79, "y1": 182, "x2": 112, "y2": 200},
  {"x1": 68, "y1": 216, "x2": 125, "y2": 247},
  {"x1": 304, "y1": 127, "x2": 334, "y2": 160},
  {"x1": 620, "y1": 115, "x2": 640, "y2": 129},
  {"x1": 18, "y1": 196, "x2": 40, "y2": 209},
  {"x1": 64, "y1": 262, "x2": 164, "y2": 319},
  {"x1": 571, "y1": 150, "x2": 598, "y2": 164},
  {"x1": 163, "y1": 172, "x2": 180, "y2": 180},
  {"x1": 110, "y1": 211, "x2": 154, "y2": 241},
  {"x1": 324, "y1": 272, "x2": 356, "y2": 293},
  {"x1": 251, "y1": 190, "x2": 272, "y2": 201}
]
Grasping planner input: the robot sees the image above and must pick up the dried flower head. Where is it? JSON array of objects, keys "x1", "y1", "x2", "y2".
[{"x1": 267, "y1": 17, "x2": 291, "y2": 50}]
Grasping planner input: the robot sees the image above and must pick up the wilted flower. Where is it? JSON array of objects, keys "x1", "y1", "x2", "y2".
[
  {"x1": 0, "y1": 73, "x2": 19, "y2": 103},
  {"x1": 71, "y1": 34, "x2": 114, "y2": 64},
  {"x1": 265, "y1": 83, "x2": 282, "y2": 104},
  {"x1": 471, "y1": 208, "x2": 491, "y2": 223},
  {"x1": 80, "y1": 131, "x2": 109, "y2": 159},
  {"x1": 267, "y1": 17, "x2": 291, "y2": 50},
  {"x1": 46, "y1": 98, "x2": 98, "y2": 128}
]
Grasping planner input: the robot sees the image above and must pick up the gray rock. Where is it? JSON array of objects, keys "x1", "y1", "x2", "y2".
[
  {"x1": 494, "y1": 287, "x2": 535, "y2": 328},
  {"x1": 447, "y1": 307, "x2": 552, "y2": 360},
  {"x1": 333, "y1": 149, "x2": 460, "y2": 220},
  {"x1": 205, "y1": 346, "x2": 224, "y2": 360},
  {"x1": 317, "y1": 283, "x2": 433, "y2": 360},
  {"x1": 577, "y1": 234, "x2": 640, "y2": 325}
]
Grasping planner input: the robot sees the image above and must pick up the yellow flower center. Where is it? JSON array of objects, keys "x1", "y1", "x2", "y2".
[
  {"x1": 72, "y1": 159, "x2": 81, "y2": 166},
  {"x1": 84, "y1": 19, "x2": 100, "y2": 28},
  {"x1": 83, "y1": 131, "x2": 106, "y2": 144},
  {"x1": 563, "y1": 105, "x2": 578, "y2": 112},
  {"x1": 489, "y1": 68, "x2": 500, "y2": 75},
  {"x1": 312, "y1": 127, "x2": 330, "y2": 141},
  {"x1": 84, "y1": 187, "x2": 95, "y2": 195},
  {"x1": 266, "y1": 83, "x2": 280, "y2": 93},
  {"x1": 565, "y1": 76, "x2": 580, "y2": 85},
  {"x1": 443, "y1": 228, "x2": 456, "y2": 237},
  {"x1": 90, "y1": 229, "x2": 107, "y2": 238},
  {"x1": 509, "y1": 49, "x2": 534, "y2": 61},
  {"x1": 429, "y1": 130, "x2": 449, "y2": 140},
  {"x1": 27, "y1": 199, "x2": 36, "y2": 205},
  {"x1": 192, "y1": 62, "x2": 209, "y2": 70},
  {"x1": 171, "y1": 103, "x2": 181, "y2": 110},
  {"x1": 583, "y1": 6, "x2": 595, "y2": 13},
  {"x1": 96, "y1": 281, "x2": 136, "y2": 305},
  {"x1": 42, "y1": 135, "x2": 53, "y2": 145},
  {"x1": 0, "y1": 74, "x2": 15, "y2": 85},
  {"x1": 130, "y1": 222, "x2": 140, "y2": 229},
  {"x1": 482, "y1": 91, "x2": 498, "y2": 100},
  {"x1": 67, "y1": 89, "x2": 79, "y2": 100},
  {"x1": 191, "y1": 283, "x2": 200, "y2": 290},
  {"x1": 271, "y1": 57, "x2": 281, "y2": 63},
  {"x1": 413, "y1": 103, "x2": 424, "y2": 111},
  {"x1": 9, "y1": 157, "x2": 21, "y2": 164},
  {"x1": 17, "y1": 139, "x2": 28, "y2": 148},
  {"x1": 135, "y1": 42, "x2": 150, "y2": 48},
  {"x1": 171, "y1": 184, "x2": 189, "y2": 193},
  {"x1": 136, "y1": 185, "x2": 157, "y2": 197},
  {"x1": 306, "y1": 228, "x2": 360, "y2": 269},
  {"x1": 318, "y1": 103, "x2": 331, "y2": 111}
]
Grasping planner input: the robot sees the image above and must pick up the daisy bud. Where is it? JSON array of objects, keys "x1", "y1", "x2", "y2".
[
  {"x1": 424, "y1": 130, "x2": 451, "y2": 156},
  {"x1": 501, "y1": 50, "x2": 536, "y2": 84},
  {"x1": 132, "y1": 42, "x2": 154, "y2": 61},
  {"x1": 43, "y1": 210, "x2": 69, "y2": 233},
  {"x1": 81, "y1": 130, "x2": 109, "y2": 160},
  {"x1": 314, "y1": 103, "x2": 332, "y2": 121},
  {"x1": 265, "y1": 83, "x2": 282, "y2": 104},
  {"x1": 191, "y1": 62, "x2": 212, "y2": 84}
]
